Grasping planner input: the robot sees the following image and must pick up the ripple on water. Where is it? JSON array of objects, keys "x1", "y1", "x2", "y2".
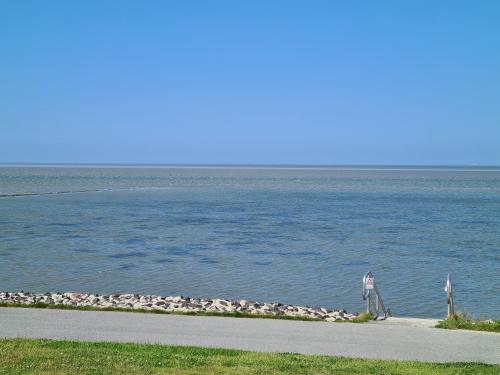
[
  {"x1": 277, "y1": 250, "x2": 322, "y2": 257},
  {"x1": 342, "y1": 260, "x2": 370, "y2": 267},
  {"x1": 253, "y1": 260, "x2": 272, "y2": 266},
  {"x1": 109, "y1": 251, "x2": 149, "y2": 259},
  {"x1": 72, "y1": 248, "x2": 98, "y2": 253},
  {"x1": 199, "y1": 257, "x2": 218, "y2": 264},
  {"x1": 155, "y1": 258, "x2": 174, "y2": 263},
  {"x1": 117, "y1": 264, "x2": 136, "y2": 270},
  {"x1": 47, "y1": 223, "x2": 80, "y2": 227},
  {"x1": 122, "y1": 238, "x2": 146, "y2": 246}
]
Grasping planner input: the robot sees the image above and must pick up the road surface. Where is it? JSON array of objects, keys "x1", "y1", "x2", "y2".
[{"x1": 0, "y1": 308, "x2": 499, "y2": 364}]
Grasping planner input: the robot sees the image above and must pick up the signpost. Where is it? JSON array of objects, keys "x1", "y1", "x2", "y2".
[
  {"x1": 363, "y1": 273, "x2": 374, "y2": 314},
  {"x1": 362, "y1": 271, "x2": 390, "y2": 320}
]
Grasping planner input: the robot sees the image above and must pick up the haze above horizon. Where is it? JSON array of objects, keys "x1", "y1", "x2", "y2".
[{"x1": 1, "y1": 1, "x2": 499, "y2": 165}]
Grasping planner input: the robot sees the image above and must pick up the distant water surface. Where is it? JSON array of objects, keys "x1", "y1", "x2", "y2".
[{"x1": 0, "y1": 165, "x2": 499, "y2": 318}]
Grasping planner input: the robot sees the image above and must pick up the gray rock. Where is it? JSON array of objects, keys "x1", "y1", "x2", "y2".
[{"x1": 0, "y1": 290, "x2": 355, "y2": 321}]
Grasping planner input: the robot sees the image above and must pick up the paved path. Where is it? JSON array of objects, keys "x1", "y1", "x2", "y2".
[{"x1": 0, "y1": 308, "x2": 499, "y2": 364}]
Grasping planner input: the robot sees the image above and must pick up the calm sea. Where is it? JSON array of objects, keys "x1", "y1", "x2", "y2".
[{"x1": 1, "y1": 165, "x2": 499, "y2": 318}]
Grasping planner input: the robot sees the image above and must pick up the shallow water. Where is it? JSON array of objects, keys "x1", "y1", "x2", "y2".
[{"x1": 1, "y1": 165, "x2": 499, "y2": 318}]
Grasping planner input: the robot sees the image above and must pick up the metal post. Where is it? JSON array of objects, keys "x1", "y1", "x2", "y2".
[
  {"x1": 445, "y1": 274, "x2": 454, "y2": 318},
  {"x1": 366, "y1": 290, "x2": 371, "y2": 313}
]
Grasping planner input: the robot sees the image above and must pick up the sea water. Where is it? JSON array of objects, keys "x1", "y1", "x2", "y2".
[{"x1": 0, "y1": 165, "x2": 499, "y2": 318}]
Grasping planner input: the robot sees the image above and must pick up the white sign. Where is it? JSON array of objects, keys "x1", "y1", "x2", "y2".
[{"x1": 365, "y1": 277, "x2": 374, "y2": 290}]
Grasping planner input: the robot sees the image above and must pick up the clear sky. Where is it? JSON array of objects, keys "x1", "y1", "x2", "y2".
[{"x1": 1, "y1": 1, "x2": 499, "y2": 165}]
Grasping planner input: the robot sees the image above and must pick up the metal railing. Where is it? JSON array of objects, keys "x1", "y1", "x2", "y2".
[
  {"x1": 362, "y1": 271, "x2": 391, "y2": 320},
  {"x1": 361, "y1": 272, "x2": 456, "y2": 320}
]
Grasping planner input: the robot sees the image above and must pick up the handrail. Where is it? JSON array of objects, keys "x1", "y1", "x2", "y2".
[{"x1": 362, "y1": 271, "x2": 390, "y2": 320}]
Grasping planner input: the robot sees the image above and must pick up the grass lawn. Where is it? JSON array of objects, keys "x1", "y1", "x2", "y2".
[
  {"x1": 436, "y1": 315, "x2": 500, "y2": 333},
  {"x1": 0, "y1": 302, "x2": 373, "y2": 323},
  {"x1": 0, "y1": 338, "x2": 497, "y2": 375}
]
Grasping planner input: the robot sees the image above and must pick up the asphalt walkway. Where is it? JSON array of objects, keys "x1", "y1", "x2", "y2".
[{"x1": 0, "y1": 308, "x2": 498, "y2": 364}]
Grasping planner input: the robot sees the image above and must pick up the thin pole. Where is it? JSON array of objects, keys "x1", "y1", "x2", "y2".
[
  {"x1": 446, "y1": 274, "x2": 454, "y2": 318},
  {"x1": 366, "y1": 290, "x2": 371, "y2": 313}
]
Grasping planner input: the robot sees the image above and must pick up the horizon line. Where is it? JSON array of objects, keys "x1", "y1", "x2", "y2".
[{"x1": 1, "y1": 162, "x2": 500, "y2": 171}]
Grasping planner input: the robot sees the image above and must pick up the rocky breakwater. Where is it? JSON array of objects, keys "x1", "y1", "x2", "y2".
[{"x1": 0, "y1": 291, "x2": 357, "y2": 321}]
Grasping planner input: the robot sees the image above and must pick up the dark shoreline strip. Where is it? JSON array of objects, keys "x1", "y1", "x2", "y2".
[{"x1": 0, "y1": 189, "x2": 121, "y2": 198}]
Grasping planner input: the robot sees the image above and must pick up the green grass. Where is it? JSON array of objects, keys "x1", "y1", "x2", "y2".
[
  {"x1": 436, "y1": 314, "x2": 500, "y2": 333},
  {"x1": 0, "y1": 302, "x2": 325, "y2": 322},
  {"x1": 351, "y1": 311, "x2": 374, "y2": 323},
  {"x1": 0, "y1": 338, "x2": 497, "y2": 375}
]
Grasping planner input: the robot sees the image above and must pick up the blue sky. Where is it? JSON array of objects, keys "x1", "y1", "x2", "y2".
[{"x1": 1, "y1": 1, "x2": 499, "y2": 165}]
